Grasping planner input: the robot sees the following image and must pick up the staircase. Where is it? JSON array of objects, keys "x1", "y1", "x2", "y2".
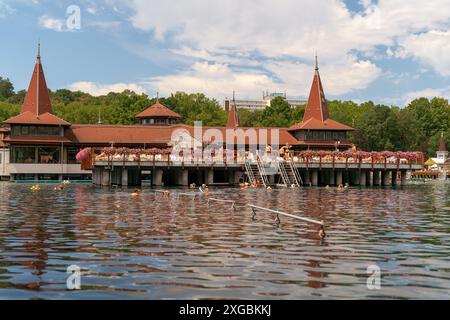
[
  {"x1": 278, "y1": 159, "x2": 302, "y2": 187},
  {"x1": 244, "y1": 154, "x2": 269, "y2": 187}
]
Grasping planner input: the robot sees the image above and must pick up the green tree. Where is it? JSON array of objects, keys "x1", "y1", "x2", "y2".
[
  {"x1": 0, "y1": 77, "x2": 14, "y2": 100},
  {"x1": 260, "y1": 96, "x2": 292, "y2": 127}
]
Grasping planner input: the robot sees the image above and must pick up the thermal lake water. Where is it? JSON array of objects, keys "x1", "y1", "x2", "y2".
[{"x1": 0, "y1": 182, "x2": 449, "y2": 299}]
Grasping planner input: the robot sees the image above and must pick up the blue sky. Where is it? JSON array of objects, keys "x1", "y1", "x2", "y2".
[{"x1": 1, "y1": 0, "x2": 450, "y2": 107}]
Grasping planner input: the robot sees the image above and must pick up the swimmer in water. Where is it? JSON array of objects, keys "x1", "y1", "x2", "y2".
[
  {"x1": 325, "y1": 185, "x2": 330, "y2": 189},
  {"x1": 190, "y1": 183, "x2": 196, "y2": 189},
  {"x1": 337, "y1": 184, "x2": 344, "y2": 191},
  {"x1": 31, "y1": 185, "x2": 40, "y2": 191},
  {"x1": 266, "y1": 186, "x2": 272, "y2": 191},
  {"x1": 199, "y1": 184, "x2": 207, "y2": 193},
  {"x1": 163, "y1": 190, "x2": 170, "y2": 198},
  {"x1": 318, "y1": 225, "x2": 326, "y2": 239},
  {"x1": 344, "y1": 183, "x2": 349, "y2": 190},
  {"x1": 54, "y1": 184, "x2": 65, "y2": 191},
  {"x1": 131, "y1": 189, "x2": 141, "y2": 197}
]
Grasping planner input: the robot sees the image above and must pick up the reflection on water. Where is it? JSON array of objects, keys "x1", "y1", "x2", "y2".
[{"x1": 0, "y1": 182, "x2": 449, "y2": 299}]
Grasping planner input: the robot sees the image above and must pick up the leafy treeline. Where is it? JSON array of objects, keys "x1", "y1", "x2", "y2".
[{"x1": 0, "y1": 77, "x2": 448, "y2": 156}]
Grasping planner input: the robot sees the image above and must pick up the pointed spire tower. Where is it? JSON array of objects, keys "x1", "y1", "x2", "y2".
[
  {"x1": 287, "y1": 55, "x2": 354, "y2": 150},
  {"x1": 3, "y1": 43, "x2": 70, "y2": 126},
  {"x1": 226, "y1": 90, "x2": 240, "y2": 128},
  {"x1": 22, "y1": 42, "x2": 53, "y2": 115},
  {"x1": 302, "y1": 54, "x2": 330, "y2": 122}
]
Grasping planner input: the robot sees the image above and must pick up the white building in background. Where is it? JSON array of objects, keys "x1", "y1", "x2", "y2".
[{"x1": 223, "y1": 91, "x2": 307, "y2": 111}]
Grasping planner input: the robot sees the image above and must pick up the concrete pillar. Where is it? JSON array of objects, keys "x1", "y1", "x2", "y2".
[
  {"x1": 153, "y1": 168, "x2": 163, "y2": 186},
  {"x1": 329, "y1": 171, "x2": 335, "y2": 186},
  {"x1": 381, "y1": 171, "x2": 390, "y2": 186},
  {"x1": 311, "y1": 170, "x2": 319, "y2": 186},
  {"x1": 101, "y1": 169, "x2": 110, "y2": 186},
  {"x1": 373, "y1": 170, "x2": 380, "y2": 186},
  {"x1": 121, "y1": 168, "x2": 128, "y2": 187},
  {"x1": 392, "y1": 171, "x2": 398, "y2": 186},
  {"x1": 353, "y1": 171, "x2": 360, "y2": 186},
  {"x1": 304, "y1": 171, "x2": 310, "y2": 186},
  {"x1": 179, "y1": 169, "x2": 188, "y2": 186},
  {"x1": 401, "y1": 170, "x2": 407, "y2": 186},
  {"x1": 207, "y1": 169, "x2": 214, "y2": 185},
  {"x1": 360, "y1": 170, "x2": 367, "y2": 186},
  {"x1": 336, "y1": 170, "x2": 343, "y2": 186}
]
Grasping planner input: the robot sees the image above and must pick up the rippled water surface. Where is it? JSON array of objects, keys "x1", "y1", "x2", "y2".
[{"x1": 0, "y1": 182, "x2": 449, "y2": 299}]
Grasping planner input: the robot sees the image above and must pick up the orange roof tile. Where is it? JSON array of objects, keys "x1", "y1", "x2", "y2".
[
  {"x1": 3, "y1": 135, "x2": 72, "y2": 144},
  {"x1": 136, "y1": 102, "x2": 181, "y2": 119},
  {"x1": 288, "y1": 117, "x2": 354, "y2": 131},
  {"x1": 22, "y1": 45, "x2": 53, "y2": 115},
  {"x1": 3, "y1": 112, "x2": 71, "y2": 126}
]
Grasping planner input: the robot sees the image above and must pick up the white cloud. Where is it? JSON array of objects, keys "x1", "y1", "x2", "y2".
[
  {"x1": 146, "y1": 62, "x2": 275, "y2": 99},
  {"x1": 38, "y1": 15, "x2": 65, "y2": 32},
  {"x1": 403, "y1": 86, "x2": 450, "y2": 105},
  {"x1": 99, "y1": 0, "x2": 450, "y2": 100},
  {"x1": 0, "y1": 1, "x2": 14, "y2": 18},
  {"x1": 68, "y1": 81, "x2": 147, "y2": 96},
  {"x1": 398, "y1": 30, "x2": 450, "y2": 76}
]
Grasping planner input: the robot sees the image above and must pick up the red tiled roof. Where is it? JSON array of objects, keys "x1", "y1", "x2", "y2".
[
  {"x1": 3, "y1": 112, "x2": 71, "y2": 126},
  {"x1": 62, "y1": 124, "x2": 299, "y2": 146},
  {"x1": 288, "y1": 117, "x2": 354, "y2": 131},
  {"x1": 303, "y1": 67, "x2": 329, "y2": 122},
  {"x1": 136, "y1": 102, "x2": 181, "y2": 119},
  {"x1": 3, "y1": 135, "x2": 72, "y2": 144},
  {"x1": 289, "y1": 62, "x2": 354, "y2": 132},
  {"x1": 66, "y1": 124, "x2": 183, "y2": 145},
  {"x1": 22, "y1": 50, "x2": 53, "y2": 115}
]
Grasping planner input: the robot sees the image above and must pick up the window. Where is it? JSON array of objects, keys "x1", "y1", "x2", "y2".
[
  {"x1": 37, "y1": 126, "x2": 61, "y2": 136},
  {"x1": 12, "y1": 146, "x2": 36, "y2": 163},
  {"x1": 294, "y1": 130, "x2": 347, "y2": 141},
  {"x1": 10, "y1": 125, "x2": 61, "y2": 136},
  {"x1": 38, "y1": 147, "x2": 60, "y2": 164}
]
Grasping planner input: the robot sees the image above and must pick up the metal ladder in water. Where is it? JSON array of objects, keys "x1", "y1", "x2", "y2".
[
  {"x1": 277, "y1": 158, "x2": 303, "y2": 187},
  {"x1": 244, "y1": 154, "x2": 269, "y2": 187}
]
